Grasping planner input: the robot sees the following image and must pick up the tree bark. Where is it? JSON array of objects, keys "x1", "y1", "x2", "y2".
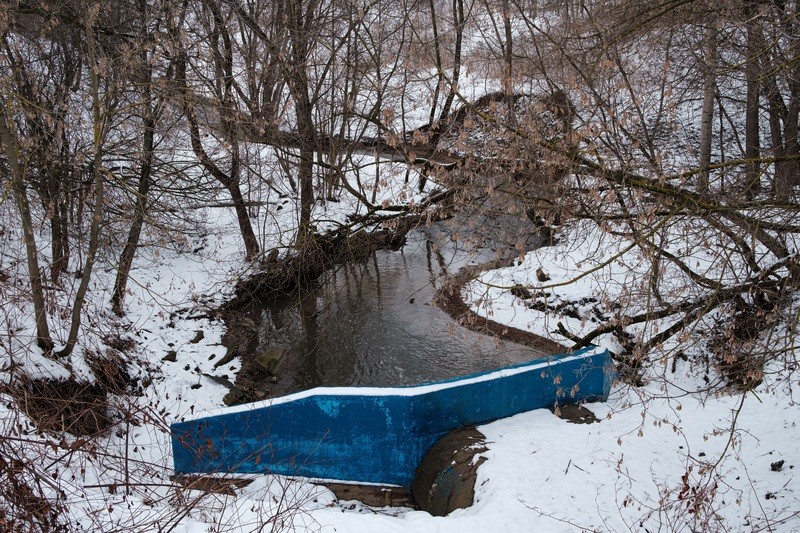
[
  {"x1": 0, "y1": 102, "x2": 54, "y2": 353},
  {"x1": 437, "y1": 0, "x2": 464, "y2": 127},
  {"x1": 174, "y1": 11, "x2": 261, "y2": 260},
  {"x1": 698, "y1": 18, "x2": 717, "y2": 194},
  {"x1": 427, "y1": 0, "x2": 443, "y2": 127},
  {"x1": 112, "y1": 0, "x2": 157, "y2": 316},
  {"x1": 744, "y1": 0, "x2": 761, "y2": 198},
  {"x1": 501, "y1": 0, "x2": 515, "y2": 124},
  {"x1": 286, "y1": 0, "x2": 318, "y2": 245},
  {"x1": 58, "y1": 15, "x2": 107, "y2": 358}
]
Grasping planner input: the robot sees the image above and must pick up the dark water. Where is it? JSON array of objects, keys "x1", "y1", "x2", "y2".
[{"x1": 252, "y1": 218, "x2": 549, "y2": 393}]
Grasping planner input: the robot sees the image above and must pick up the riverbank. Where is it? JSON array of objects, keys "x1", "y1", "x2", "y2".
[
  {"x1": 213, "y1": 216, "x2": 423, "y2": 404},
  {"x1": 4, "y1": 169, "x2": 797, "y2": 532},
  {"x1": 5, "y1": 198, "x2": 794, "y2": 532},
  {"x1": 435, "y1": 257, "x2": 565, "y2": 354}
]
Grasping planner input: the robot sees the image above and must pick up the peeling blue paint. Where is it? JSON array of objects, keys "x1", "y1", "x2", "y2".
[
  {"x1": 317, "y1": 398, "x2": 340, "y2": 418},
  {"x1": 171, "y1": 346, "x2": 614, "y2": 488}
]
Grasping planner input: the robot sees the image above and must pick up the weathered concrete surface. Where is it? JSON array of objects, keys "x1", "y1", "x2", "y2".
[
  {"x1": 172, "y1": 347, "x2": 614, "y2": 486},
  {"x1": 412, "y1": 427, "x2": 488, "y2": 516},
  {"x1": 318, "y1": 482, "x2": 416, "y2": 508}
]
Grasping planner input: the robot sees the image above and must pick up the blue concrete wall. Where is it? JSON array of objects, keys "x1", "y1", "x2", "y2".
[{"x1": 171, "y1": 346, "x2": 613, "y2": 488}]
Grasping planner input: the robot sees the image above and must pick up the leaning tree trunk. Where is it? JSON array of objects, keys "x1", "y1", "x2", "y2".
[
  {"x1": 0, "y1": 104, "x2": 54, "y2": 353},
  {"x1": 419, "y1": 0, "x2": 464, "y2": 192},
  {"x1": 113, "y1": 1, "x2": 157, "y2": 315},
  {"x1": 112, "y1": 101, "x2": 155, "y2": 315},
  {"x1": 58, "y1": 19, "x2": 107, "y2": 358}
]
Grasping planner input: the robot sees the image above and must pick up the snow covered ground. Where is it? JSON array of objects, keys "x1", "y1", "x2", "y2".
[
  {"x1": 3, "y1": 196, "x2": 796, "y2": 532},
  {"x1": 460, "y1": 219, "x2": 800, "y2": 532},
  {"x1": 2, "y1": 3, "x2": 797, "y2": 531},
  {"x1": 128, "y1": 210, "x2": 798, "y2": 532}
]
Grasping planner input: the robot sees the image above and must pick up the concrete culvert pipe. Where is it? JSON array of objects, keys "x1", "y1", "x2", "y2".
[{"x1": 411, "y1": 427, "x2": 488, "y2": 516}]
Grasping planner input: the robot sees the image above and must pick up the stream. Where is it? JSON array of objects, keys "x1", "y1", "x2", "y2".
[{"x1": 228, "y1": 212, "x2": 551, "y2": 399}]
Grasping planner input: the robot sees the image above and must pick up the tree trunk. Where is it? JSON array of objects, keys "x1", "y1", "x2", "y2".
[
  {"x1": 419, "y1": 0, "x2": 464, "y2": 193},
  {"x1": 48, "y1": 190, "x2": 69, "y2": 284},
  {"x1": 47, "y1": 134, "x2": 72, "y2": 284},
  {"x1": 744, "y1": 0, "x2": 761, "y2": 198},
  {"x1": 112, "y1": 106, "x2": 154, "y2": 316},
  {"x1": 0, "y1": 103, "x2": 54, "y2": 353},
  {"x1": 230, "y1": 179, "x2": 262, "y2": 255},
  {"x1": 174, "y1": 15, "x2": 261, "y2": 260},
  {"x1": 286, "y1": 0, "x2": 317, "y2": 245},
  {"x1": 427, "y1": 0, "x2": 443, "y2": 127},
  {"x1": 58, "y1": 17, "x2": 107, "y2": 358},
  {"x1": 698, "y1": 19, "x2": 716, "y2": 194},
  {"x1": 112, "y1": 0, "x2": 157, "y2": 316},
  {"x1": 502, "y1": 0, "x2": 515, "y2": 125},
  {"x1": 437, "y1": 0, "x2": 464, "y2": 127}
]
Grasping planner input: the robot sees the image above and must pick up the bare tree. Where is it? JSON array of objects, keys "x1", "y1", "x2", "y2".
[
  {"x1": 743, "y1": 0, "x2": 762, "y2": 197},
  {"x1": 431, "y1": 0, "x2": 800, "y2": 393},
  {"x1": 698, "y1": 14, "x2": 718, "y2": 194},
  {"x1": 173, "y1": 0, "x2": 261, "y2": 260},
  {"x1": 755, "y1": 0, "x2": 800, "y2": 198},
  {"x1": 0, "y1": 97, "x2": 54, "y2": 352},
  {"x1": 111, "y1": 0, "x2": 169, "y2": 315},
  {"x1": 58, "y1": 5, "x2": 116, "y2": 358}
]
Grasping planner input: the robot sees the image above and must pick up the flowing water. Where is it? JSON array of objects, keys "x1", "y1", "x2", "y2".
[{"x1": 246, "y1": 215, "x2": 550, "y2": 394}]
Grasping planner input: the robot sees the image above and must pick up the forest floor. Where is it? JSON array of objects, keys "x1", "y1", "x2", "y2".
[
  {"x1": 2, "y1": 174, "x2": 799, "y2": 532},
  {"x1": 104, "y1": 208, "x2": 800, "y2": 532}
]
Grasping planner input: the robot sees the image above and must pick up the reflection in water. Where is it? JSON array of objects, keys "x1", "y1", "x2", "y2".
[{"x1": 254, "y1": 224, "x2": 548, "y2": 394}]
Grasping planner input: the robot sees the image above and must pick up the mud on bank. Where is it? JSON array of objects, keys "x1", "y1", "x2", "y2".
[{"x1": 434, "y1": 259, "x2": 566, "y2": 354}]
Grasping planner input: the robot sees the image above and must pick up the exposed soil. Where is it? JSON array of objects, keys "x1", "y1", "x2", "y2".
[
  {"x1": 172, "y1": 475, "x2": 254, "y2": 496},
  {"x1": 549, "y1": 403, "x2": 600, "y2": 424},
  {"x1": 10, "y1": 378, "x2": 111, "y2": 436},
  {"x1": 435, "y1": 259, "x2": 567, "y2": 354},
  {"x1": 319, "y1": 482, "x2": 416, "y2": 509}
]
